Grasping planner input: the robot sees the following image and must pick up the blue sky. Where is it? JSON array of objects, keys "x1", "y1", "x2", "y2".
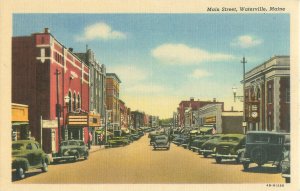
[{"x1": 13, "y1": 14, "x2": 290, "y2": 118}]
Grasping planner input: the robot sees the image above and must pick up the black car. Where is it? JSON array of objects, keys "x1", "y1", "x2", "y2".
[
  {"x1": 153, "y1": 135, "x2": 170, "y2": 150},
  {"x1": 241, "y1": 131, "x2": 290, "y2": 171}
]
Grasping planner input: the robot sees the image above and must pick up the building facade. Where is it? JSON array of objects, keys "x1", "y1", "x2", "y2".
[
  {"x1": 12, "y1": 103, "x2": 30, "y2": 141},
  {"x1": 75, "y1": 49, "x2": 106, "y2": 144},
  {"x1": 244, "y1": 56, "x2": 290, "y2": 132},
  {"x1": 106, "y1": 73, "x2": 121, "y2": 130},
  {"x1": 195, "y1": 104, "x2": 243, "y2": 134},
  {"x1": 12, "y1": 28, "x2": 90, "y2": 154},
  {"x1": 178, "y1": 98, "x2": 224, "y2": 128},
  {"x1": 131, "y1": 111, "x2": 144, "y2": 129}
]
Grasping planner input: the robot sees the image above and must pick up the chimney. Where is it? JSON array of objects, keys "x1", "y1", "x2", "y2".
[
  {"x1": 69, "y1": 48, "x2": 73, "y2": 52},
  {"x1": 44, "y1": 28, "x2": 50, "y2": 33},
  {"x1": 213, "y1": 98, "x2": 216, "y2": 102},
  {"x1": 190, "y1": 97, "x2": 194, "y2": 101}
]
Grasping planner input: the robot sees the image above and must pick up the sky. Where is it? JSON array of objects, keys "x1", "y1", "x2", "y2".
[{"x1": 13, "y1": 14, "x2": 290, "y2": 118}]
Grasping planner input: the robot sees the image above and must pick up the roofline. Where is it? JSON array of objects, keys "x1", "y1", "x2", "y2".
[{"x1": 106, "y1": 73, "x2": 122, "y2": 83}]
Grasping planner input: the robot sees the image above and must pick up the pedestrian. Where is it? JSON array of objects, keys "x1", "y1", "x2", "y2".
[
  {"x1": 100, "y1": 133, "x2": 104, "y2": 147},
  {"x1": 88, "y1": 132, "x2": 92, "y2": 150}
]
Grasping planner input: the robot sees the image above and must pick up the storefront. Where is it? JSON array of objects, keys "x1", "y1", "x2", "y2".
[
  {"x1": 66, "y1": 113, "x2": 89, "y2": 144},
  {"x1": 88, "y1": 113, "x2": 101, "y2": 145},
  {"x1": 12, "y1": 103, "x2": 30, "y2": 141}
]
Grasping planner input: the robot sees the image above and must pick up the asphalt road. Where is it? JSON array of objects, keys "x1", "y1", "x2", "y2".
[{"x1": 13, "y1": 134, "x2": 285, "y2": 184}]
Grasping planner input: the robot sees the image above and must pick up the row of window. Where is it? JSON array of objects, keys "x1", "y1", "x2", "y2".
[{"x1": 68, "y1": 91, "x2": 81, "y2": 112}]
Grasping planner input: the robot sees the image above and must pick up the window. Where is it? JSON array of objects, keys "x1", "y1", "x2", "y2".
[
  {"x1": 77, "y1": 94, "x2": 81, "y2": 109},
  {"x1": 68, "y1": 91, "x2": 72, "y2": 112},
  {"x1": 73, "y1": 93, "x2": 76, "y2": 111},
  {"x1": 286, "y1": 88, "x2": 290, "y2": 103},
  {"x1": 268, "y1": 84, "x2": 273, "y2": 103}
]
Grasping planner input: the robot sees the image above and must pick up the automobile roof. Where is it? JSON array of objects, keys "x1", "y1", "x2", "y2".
[
  {"x1": 221, "y1": 134, "x2": 245, "y2": 139},
  {"x1": 247, "y1": 131, "x2": 289, "y2": 135}
]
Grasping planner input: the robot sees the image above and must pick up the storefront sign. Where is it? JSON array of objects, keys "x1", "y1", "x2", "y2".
[
  {"x1": 67, "y1": 113, "x2": 88, "y2": 126},
  {"x1": 42, "y1": 120, "x2": 58, "y2": 128},
  {"x1": 248, "y1": 101, "x2": 260, "y2": 122},
  {"x1": 205, "y1": 116, "x2": 216, "y2": 124},
  {"x1": 88, "y1": 114, "x2": 101, "y2": 127}
]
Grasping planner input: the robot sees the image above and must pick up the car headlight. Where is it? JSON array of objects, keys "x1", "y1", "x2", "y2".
[
  {"x1": 213, "y1": 147, "x2": 216, "y2": 152},
  {"x1": 281, "y1": 161, "x2": 290, "y2": 172}
]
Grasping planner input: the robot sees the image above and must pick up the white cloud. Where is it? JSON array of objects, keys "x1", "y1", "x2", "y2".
[
  {"x1": 126, "y1": 84, "x2": 165, "y2": 94},
  {"x1": 108, "y1": 65, "x2": 148, "y2": 84},
  {"x1": 231, "y1": 35, "x2": 263, "y2": 48},
  {"x1": 190, "y1": 69, "x2": 212, "y2": 79},
  {"x1": 151, "y1": 43, "x2": 235, "y2": 65},
  {"x1": 75, "y1": 22, "x2": 126, "y2": 41}
]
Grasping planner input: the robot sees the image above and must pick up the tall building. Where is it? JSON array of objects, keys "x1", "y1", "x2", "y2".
[
  {"x1": 244, "y1": 55, "x2": 290, "y2": 132},
  {"x1": 12, "y1": 28, "x2": 92, "y2": 153},
  {"x1": 106, "y1": 73, "x2": 121, "y2": 130},
  {"x1": 75, "y1": 49, "x2": 106, "y2": 144}
]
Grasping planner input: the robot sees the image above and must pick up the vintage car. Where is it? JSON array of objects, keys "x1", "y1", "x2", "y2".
[
  {"x1": 12, "y1": 140, "x2": 50, "y2": 179},
  {"x1": 52, "y1": 140, "x2": 89, "y2": 163},
  {"x1": 153, "y1": 135, "x2": 170, "y2": 150},
  {"x1": 107, "y1": 136, "x2": 131, "y2": 147},
  {"x1": 180, "y1": 136, "x2": 191, "y2": 149},
  {"x1": 189, "y1": 135, "x2": 212, "y2": 152},
  {"x1": 172, "y1": 136, "x2": 185, "y2": 146},
  {"x1": 199, "y1": 134, "x2": 223, "y2": 158},
  {"x1": 214, "y1": 134, "x2": 246, "y2": 163},
  {"x1": 281, "y1": 137, "x2": 290, "y2": 183},
  {"x1": 241, "y1": 131, "x2": 290, "y2": 171}
]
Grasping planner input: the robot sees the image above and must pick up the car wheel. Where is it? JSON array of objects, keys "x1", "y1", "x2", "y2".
[
  {"x1": 16, "y1": 166, "x2": 25, "y2": 179},
  {"x1": 167, "y1": 147, "x2": 170, "y2": 150},
  {"x1": 153, "y1": 147, "x2": 156, "y2": 150},
  {"x1": 243, "y1": 162, "x2": 250, "y2": 171},
  {"x1": 203, "y1": 153, "x2": 208, "y2": 158},
  {"x1": 215, "y1": 157, "x2": 222, "y2": 164},
  {"x1": 285, "y1": 177, "x2": 290, "y2": 183},
  {"x1": 41, "y1": 160, "x2": 48, "y2": 172},
  {"x1": 236, "y1": 153, "x2": 242, "y2": 163},
  {"x1": 276, "y1": 164, "x2": 282, "y2": 172},
  {"x1": 73, "y1": 153, "x2": 79, "y2": 161}
]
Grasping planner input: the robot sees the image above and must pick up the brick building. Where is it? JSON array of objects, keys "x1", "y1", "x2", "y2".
[
  {"x1": 177, "y1": 97, "x2": 224, "y2": 128},
  {"x1": 12, "y1": 28, "x2": 90, "y2": 154},
  {"x1": 244, "y1": 55, "x2": 290, "y2": 132},
  {"x1": 106, "y1": 73, "x2": 121, "y2": 129}
]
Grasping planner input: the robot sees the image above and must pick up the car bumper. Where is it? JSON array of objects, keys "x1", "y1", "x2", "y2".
[
  {"x1": 190, "y1": 146, "x2": 199, "y2": 150},
  {"x1": 240, "y1": 158, "x2": 251, "y2": 162},
  {"x1": 282, "y1": 174, "x2": 290, "y2": 178},
  {"x1": 215, "y1": 153, "x2": 238, "y2": 159},
  {"x1": 200, "y1": 149, "x2": 214, "y2": 154},
  {"x1": 153, "y1": 145, "x2": 169, "y2": 148}
]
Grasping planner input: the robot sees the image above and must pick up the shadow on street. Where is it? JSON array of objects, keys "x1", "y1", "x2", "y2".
[{"x1": 242, "y1": 166, "x2": 280, "y2": 174}]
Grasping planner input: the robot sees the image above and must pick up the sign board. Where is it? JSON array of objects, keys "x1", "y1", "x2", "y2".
[
  {"x1": 247, "y1": 101, "x2": 260, "y2": 122},
  {"x1": 88, "y1": 114, "x2": 101, "y2": 127},
  {"x1": 205, "y1": 116, "x2": 216, "y2": 124},
  {"x1": 42, "y1": 120, "x2": 58, "y2": 128},
  {"x1": 67, "y1": 113, "x2": 88, "y2": 126}
]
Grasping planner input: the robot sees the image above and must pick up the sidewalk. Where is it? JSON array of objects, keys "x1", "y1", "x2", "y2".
[{"x1": 89, "y1": 145, "x2": 106, "y2": 153}]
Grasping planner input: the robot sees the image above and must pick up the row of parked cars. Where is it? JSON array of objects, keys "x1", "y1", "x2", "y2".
[
  {"x1": 171, "y1": 131, "x2": 290, "y2": 183},
  {"x1": 12, "y1": 129, "x2": 148, "y2": 180}
]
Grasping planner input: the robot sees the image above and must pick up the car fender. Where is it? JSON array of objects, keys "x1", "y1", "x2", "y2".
[{"x1": 12, "y1": 158, "x2": 29, "y2": 171}]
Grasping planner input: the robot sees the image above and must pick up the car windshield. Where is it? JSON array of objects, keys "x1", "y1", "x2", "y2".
[
  {"x1": 12, "y1": 143, "x2": 25, "y2": 150},
  {"x1": 247, "y1": 134, "x2": 283, "y2": 144},
  {"x1": 68, "y1": 141, "x2": 79, "y2": 146},
  {"x1": 156, "y1": 136, "x2": 167, "y2": 140},
  {"x1": 221, "y1": 137, "x2": 240, "y2": 142}
]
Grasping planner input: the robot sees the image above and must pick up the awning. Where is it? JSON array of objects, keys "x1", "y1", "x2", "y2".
[
  {"x1": 121, "y1": 128, "x2": 130, "y2": 134},
  {"x1": 200, "y1": 127, "x2": 213, "y2": 133},
  {"x1": 12, "y1": 122, "x2": 29, "y2": 126},
  {"x1": 190, "y1": 130, "x2": 198, "y2": 134}
]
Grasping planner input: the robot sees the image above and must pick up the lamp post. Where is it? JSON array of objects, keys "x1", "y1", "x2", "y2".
[
  {"x1": 55, "y1": 69, "x2": 62, "y2": 146},
  {"x1": 105, "y1": 110, "x2": 112, "y2": 144},
  {"x1": 232, "y1": 56, "x2": 247, "y2": 134},
  {"x1": 64, "y1": 95, "x2": 70, "y2": 140}
]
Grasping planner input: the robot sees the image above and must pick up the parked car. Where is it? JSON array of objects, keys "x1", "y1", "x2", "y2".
[
  {"x1": 214, "y1": 134, "x2": 246, "y2": 163},
  {"x1": 172, "y1": 136, "x2": 185, "y2": 146},
  {"x1": 189, "y1": 135, "x2": 212, "y2": 152},
  {"x1": 153, "y1": 135, "x2": 170, "y2": 150},
  {"x1": 180, "y1": 136, "x2": 191, "y2": 149},
  {"x1": 241, "y1": 131, "x2": 290, "y2": 171},
  {"x1": 199, "y1": 134, "x2": 223, "y2": 158},
  {"x1": 281, "y1": 137, "x2": 290, "y2": 183},
  {"x1": 52, "y1": 140, "x2": 89, "y2": 163},
  {"x1": 107, "y1": 136, "x2": 131, "y2": 147},
  {"x1": 12, "y1": 140, "x2": 50, "y2": 179}
]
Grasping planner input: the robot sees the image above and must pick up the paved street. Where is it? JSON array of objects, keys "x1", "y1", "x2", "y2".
[{"x1": 14, "y1": 134, "x2": 284, "y2": 184}]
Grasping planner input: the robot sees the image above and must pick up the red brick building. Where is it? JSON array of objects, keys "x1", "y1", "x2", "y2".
[
  {"x1": 244, "y1": 56, "x2": 290, "y2": 132},
  {"x1": 12, "y1": 28, "x2": 90, "y2": 154},
  {"x1": 177, "y1": 97, "x2": 224, "y2": 128}
]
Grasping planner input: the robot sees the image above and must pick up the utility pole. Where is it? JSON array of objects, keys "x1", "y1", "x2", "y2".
[
  {"x1": 55, "y1": 69, "x2": 61, "y2": 146},
  {"x1": 241, "y1": 57, "x2": 247, "y2": 133}
]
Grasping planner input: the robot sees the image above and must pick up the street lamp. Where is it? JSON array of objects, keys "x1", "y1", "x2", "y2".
[{"x1": 105, "y1": 110, "x2": 112, "y2": 144}]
